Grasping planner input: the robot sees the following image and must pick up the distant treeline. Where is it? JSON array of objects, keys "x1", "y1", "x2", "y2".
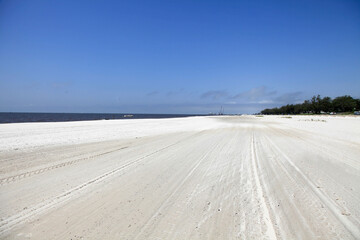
[{"x1": 261, "y1": 95, "x2": 360, "y2": 115}]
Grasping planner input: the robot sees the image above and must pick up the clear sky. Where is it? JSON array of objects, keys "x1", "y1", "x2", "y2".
[{"x1": 1, "y1": 0, "x2": 359, "y2": 114}]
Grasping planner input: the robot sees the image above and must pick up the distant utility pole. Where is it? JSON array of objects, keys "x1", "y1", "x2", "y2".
[{"x1": 219, "y1": 106, "x2": 224, "y2": 115}]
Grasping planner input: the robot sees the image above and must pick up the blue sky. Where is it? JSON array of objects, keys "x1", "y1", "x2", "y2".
[{"x1": 1, "y1": 0, "x2": 359, "y2": 114}]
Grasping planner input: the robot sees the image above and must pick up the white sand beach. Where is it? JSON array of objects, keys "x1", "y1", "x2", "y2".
[{"x1": 0, "y1": 115, "x2": 360, "y2": 239}]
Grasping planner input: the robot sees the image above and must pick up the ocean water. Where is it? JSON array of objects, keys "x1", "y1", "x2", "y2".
[{"x1": 0, "y1": 112, "x2": 201, "y2": 124}]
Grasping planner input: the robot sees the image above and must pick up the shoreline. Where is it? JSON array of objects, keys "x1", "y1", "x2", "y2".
[{"x1": 0, "y1": 112, "x2": 205, "y2": 124}]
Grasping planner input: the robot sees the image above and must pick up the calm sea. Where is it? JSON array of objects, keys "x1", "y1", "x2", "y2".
[{"x1": 0, "y1": 112, "x2": 201, "y2": 124}]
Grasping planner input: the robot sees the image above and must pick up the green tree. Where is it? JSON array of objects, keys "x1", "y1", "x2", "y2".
[
  {"x1": 260, "y1": 95, "x2": 360, "y2": 115},
  {"x1": 310, "y1": 95, "x2": 322, "y2": 114},
  {"x1": 355, "y1": 99, "x2": 360, "y2": 111},
  {"x1": 320, "y1": 96, "x2": 332, "y2": 112},
  {"x1": 332, "y1": 95, "x2": 357, "y2": 112}
]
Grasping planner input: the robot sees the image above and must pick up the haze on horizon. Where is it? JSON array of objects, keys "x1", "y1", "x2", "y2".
[{"x1": 0, "y1": 0, "x2": 359, "y2": 114}]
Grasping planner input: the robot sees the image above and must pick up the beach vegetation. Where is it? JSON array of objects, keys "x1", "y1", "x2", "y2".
[{"x1": 261, "y1": 95, "x2": 360, "y2": 115}]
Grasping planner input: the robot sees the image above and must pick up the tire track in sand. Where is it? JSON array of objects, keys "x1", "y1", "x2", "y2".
[
  {"x1": 265, "y1": 135, "x2": 360, "y2": 239},
  {"x1": 250, "y1": 133, "x2": 278, "y2": 240},
  {"x1": 0, "y1": 135, "x2": 191, "y2": 236},
  {"x1": 133, "y1": 138, "x2": 218, "y2": 240},
  {"x1": 0, "y1": 146, "x2": 129, "y2": 185}
]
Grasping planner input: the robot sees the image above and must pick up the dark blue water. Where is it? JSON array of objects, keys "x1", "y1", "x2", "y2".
[{"x1": 0, "y1": 112, "x2": 202, "y2": 123}]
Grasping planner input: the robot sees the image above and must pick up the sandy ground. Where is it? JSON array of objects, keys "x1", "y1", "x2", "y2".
[{"x1": 0, "y1": 115, "x2": 359, "y2": 239}]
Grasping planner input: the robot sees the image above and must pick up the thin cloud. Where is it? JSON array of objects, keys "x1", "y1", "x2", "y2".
[
  {"x1": 232, "y1": 86, "x2": 277, "y2": 101},
  {"x1": 201, "y1": 90, "x2": 228, "y2": 100},
  {"x1": 147, "y1": 91, "x2": 159, "y2": 96},
  {"x1": 24, "y1": 81, "x2": 41, "y2": 90},
  {"x1": 257, "y1": 100, "x2": 274, "y2": 104},
  {"x1": 225, "y1": 101, "x2": 237, "y2": 105},
  {"x1": 51, "y1": 81, "x2": 71, "y2": 90},
  {"x1": 166, "y1": 88, "x2": 186, "y2": 97},
  {"x1": 274, "y1": 91, "x2": 303, "y2": 104}
]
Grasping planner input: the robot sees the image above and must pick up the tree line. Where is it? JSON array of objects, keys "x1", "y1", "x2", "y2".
[{"x1": 260, "y1": 95, "x2": 360, "y2": 115}]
